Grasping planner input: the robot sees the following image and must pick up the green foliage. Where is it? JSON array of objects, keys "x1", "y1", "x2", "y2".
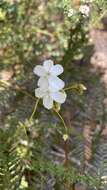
[
  {"x1": 0, "y1": 121, "x2": 99, "y2": 190},
  {"x1": 0, "y1": 0, "x2": 107, "y2": 189}
]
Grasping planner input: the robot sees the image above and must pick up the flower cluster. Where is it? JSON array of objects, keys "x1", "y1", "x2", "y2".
[
  {"x1": 79, "y1": 5, "x2": 90, "y2": 17},
  {"x1": 67, "y1": 4, "x2": 90, "y2": 19},
  {"x1": 68, "y1": 8, "x2": 74, "y2": 17},
  {"x1": 33, "y1": 60, "x2": 67, "y2": 109}
]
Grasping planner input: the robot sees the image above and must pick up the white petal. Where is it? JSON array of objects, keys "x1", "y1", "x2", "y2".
[
  {"x1": 50, "y1": 91, "x2": 67, "y2": 104},
  {"x1": 48, "y1": 76, "x2": 65, "y2": 91},
  {"x1": 37, "y1": 77, "x2": 49, "y2": 90},
  {"x1": 43, "y1": 95, "x2": 53, "y2": 109},
  {"x1": 43, "y1": 59, "x2": 54, "y2": 72},
  {"x1": 35, "y1": 88, "x2": 45, "y2": 98},
  {"x1": 50, "y1": 64, "x2": 64, "y2": 76},
  {"x1": 33, "y1": 65, "x2": 46, "y2": 76}
]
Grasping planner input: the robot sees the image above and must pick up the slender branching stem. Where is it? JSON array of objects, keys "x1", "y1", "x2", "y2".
[
  {"x1": 53, "y1": 108, "x2": 69, "y2": 167},
  {"x1": 64, "y1": 86, "x2": 76, "y2": 91},
  {"x1": 53, "y1": 108, "x2": 68, "y2": 133},
  {"x1": 19, "y1": 121, "x2": 29, "y2": 142},
  {"x1": 29, "y1": 98, "x2": 40, "y2": 121}
]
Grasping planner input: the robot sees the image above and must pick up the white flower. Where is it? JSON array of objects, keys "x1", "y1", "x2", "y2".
[
  {"x1": 34, "y1": 59, "x2": 63, "y2": 77},
  {"x1": 35, "y1": 87, "x2": 66, "y2": 109},
  {"x1": 68, "y1": 9, "x2": 74, "y2": 17},
  {"x1": 33, "y1": 59, "x2": 65, "y2": 91},
  {"x1": 38, "y1": 75, "x2": 65, "y2": 92},
  {"x1": 79, "y1": 5, "x2": 90, "y2": 17},
  {"x1": 34, "y1": 59, "x2": 67, "y2": 109}
]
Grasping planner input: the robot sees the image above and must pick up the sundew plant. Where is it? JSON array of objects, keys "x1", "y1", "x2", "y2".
[{"x1": 0, "y1": 0, "x2": 107, "y2": 189}]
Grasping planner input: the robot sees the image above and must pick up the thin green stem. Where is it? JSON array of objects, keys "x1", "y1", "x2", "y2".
[
  {"x1": 64, "y1": 86, "x2": 76, "y2": 91},
  {"x1": 19, "y1": 121, "x2": 29, "y2": 142},
  {"x1": 53, "y1": 108, "x2": 68, "y2": 133},
  {"x1": 29, "y1": 99, "x2": 40, "y2": 121},
  {"x1": 53, "y1": 108, "x2": 69, "y2": 168},
  {"x1": 18, "y1": 99, "x2": 40, "y2": 142}
]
